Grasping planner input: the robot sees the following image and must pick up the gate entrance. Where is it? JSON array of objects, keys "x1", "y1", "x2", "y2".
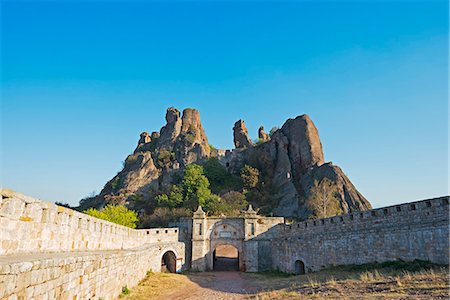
[
  {"x1": 294, "y1": 260, "x2": 305, "y2": 275},
  {"x1": 161, "y1": 251, "x2": 177, "y2": 273},
  {"x1": 190, "y1": 205, "x2": 285, "y2": 272},
  {"x1": 213, "y1": 245, "x2": 239, "y2": 271}
]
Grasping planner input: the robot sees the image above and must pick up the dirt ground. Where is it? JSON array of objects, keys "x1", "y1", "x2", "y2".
[{"x1": 120, "y1": 264, "x2": 449, "y2": 300}]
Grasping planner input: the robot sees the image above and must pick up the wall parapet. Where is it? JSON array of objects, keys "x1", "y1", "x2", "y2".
[
  {"x1": 0, "y1": 189, "x2": 180, "y2": 255},
  {"x1": 282, "y1": 196, "x2": 449, "y2": 236}
]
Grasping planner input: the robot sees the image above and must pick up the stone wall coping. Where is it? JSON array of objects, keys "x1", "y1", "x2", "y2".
[
  {"x1": 285, "y1": 196, "x2": 449, "y2": 232},
  {"x1": 0, "y1": 242, "x2": 174, "y2": 266},
  {"x1": 1, "y1": 189, "x2": 180, "y2": 238}
]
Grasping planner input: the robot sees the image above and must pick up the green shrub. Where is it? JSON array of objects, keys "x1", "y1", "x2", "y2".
[
  {"x1": 110, "y1": 176, "x2": 120, "y2": 191},
  {"x1": 240, "y1": 165, "x2": 260, "y2": 190},
  {"x1": 139, "y1": 207, "x2": 191, "y2": 228},
  {"x1": 155, "y1": 185, "x2": 184, "y2": 208},
  {"x1": 84, "y1": 205, "x2": 139, "y2": 228},
  {"x1": 182, "y1": 164, "x2": 212, "y2": 209},
  {"x1": 205, "y1": 191, "x2": 248, "y2": 216},
  {"x1": 203, "y1": 157, "x2": 242, "y2": 194},
  {"x1": 122, "y1": 286, "x2": 130, "y2": 295},
  {"x1": 158, "y1": 149, "x2": 175, "y2": 165},
  {"x1": 185, "y1": 133, "x2": 196, "y2": 144}
]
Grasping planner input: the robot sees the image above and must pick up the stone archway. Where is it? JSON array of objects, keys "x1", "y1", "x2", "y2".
[
  {"x1": 294, "y1": 259, "x2": 306, "y2": 275},
  {"x1": 213, "y1": 244, "x2": 239, "y2": 271},
  {"x1": 161, "y1": 251, "x2": 177, "y2": 273},
  {"x1": 208, "y1": 221, "x2": 245, "y2": 271},
  {"x1": 190, "y1": 206, "x2": 285, "y2": 272}
]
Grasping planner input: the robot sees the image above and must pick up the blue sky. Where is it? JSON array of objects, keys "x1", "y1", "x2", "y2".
[{"x1": 1, "y1": 0, "x2": 448, "y2": 207}]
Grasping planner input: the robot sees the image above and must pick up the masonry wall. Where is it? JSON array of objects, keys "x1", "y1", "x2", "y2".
[
  {"x1": 0, "y1": 241, "x2": 184, "y2": 300},
  {"x1": 0, "y1": 190, "x2": 185, "y2": 300},
  {"x1": 0, "y1": 190, "x2": 181, "y2": 255},
  {"x1": 272, "y1": 197, "x2": 449, "y2": 273}
]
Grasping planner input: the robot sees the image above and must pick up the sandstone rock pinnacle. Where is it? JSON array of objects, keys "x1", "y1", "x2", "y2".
[
  {"x1": 280, "y1": 114, "x2": 324, "y2": 172},
  {"x1": 158, "y1": 107, "x2": 182, "y2": 148},
  {"x1": 138, "y1": 132, "x2": 151, "y2": 145},
  {"x1": 233, "y1": 120, "x2": 253, "y2": 148},
  {"x1": 258, "y1": 126, "x2": 270, "y2": 142}
]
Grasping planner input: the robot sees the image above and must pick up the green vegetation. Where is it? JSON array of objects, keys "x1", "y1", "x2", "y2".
[
  {"x1": 155, "y1": 185, "x2": 183, "y2": 208},
  {"x1": 140, "y1": 207, "x2": 192, "y2": 228},
  {"x1": 122, "y1": 286, "x2": 130, "y2": 295},
  {"x1": 253, "y1": 138, "x2": 265, "y2": 145},
  {"x1": 325, "y1": 259, "x2": 445, "y2": 273},
  {"x1": 182, "y1": 164, "x2": 213, "y2": 209},
  {"x1": 185, "y1": 133, "x2": 196, "y2": 144},
  {"x1": 84, "y1": 204, "x2": 139, "y2": 228},
  {"x1": 308, "y1": 178, "x2": 343, "y2": 219},
  {"x1": 110, "y1": 176, "x2": 120, "y2": 190},
  {"x1": 203, "y1": 157, "x2": 242, "y2": 194},
  {"x1": 157, "y1": 149, "x2": 175, "y2": 165},
  {"x1": 151, "y1": 163, "x2": 248, "y2": 223},
  {"x1": 240, "y1": 164, "x2": 260, "y2": 190}
]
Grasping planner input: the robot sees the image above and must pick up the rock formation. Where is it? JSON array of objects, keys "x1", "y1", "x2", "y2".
[
  {"x1": 81, "y1": 107, "x2": 371, "y2": 220},
  {"x1": 227, "y1": 114, "x2": 370, "y2": 218},
  {"x1": 258, "y1": 126, "x2": 270, "y2": 142},
  {"x1": 83, "y1": 107, "x2": 211, "y2": 210},
  {"x1": 157, "y1": 107, "x2": 182, "y2": 149},
  {"x1": 233, "y1": 120, "x2": 253, "y2": 148}
]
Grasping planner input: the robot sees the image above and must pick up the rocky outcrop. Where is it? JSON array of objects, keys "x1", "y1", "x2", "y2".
[
  {"x1": 299, "y1": 163, "x2": 371, "y2": 213},
  {"x1": 232, "y1": 114, "x2": 370, "y2": 218},
  {"x1": 280, "y1": 115, "x2": 324, "y2": 171},
  {"x1": 176, "y1": 108, "x2": 211, "y2": 166},
  {"x1": 84, "y1": 107, "x2": 371, "y2": 220},
  {"x1": 233, "y1": 120, "x2": 253, "y2": 148},
  {"x1": 258, "y1": 126, "x2": 270, "y2": 142},
  {"x1": 91, "y1": 107, "x2": 211, "y2": 208},
  {"x1": 138, "y1": 132, "x2": 151, "y2": 145},
  {"x1": 157, "y1": 107, "x2": 182, "y2": 149}
]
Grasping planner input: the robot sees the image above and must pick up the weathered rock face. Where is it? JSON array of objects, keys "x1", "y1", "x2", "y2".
[
  {"x1": 233, "y1": 120, "x2": 253, "y2": 148},
  {"x1": 84, "y1": 108, "x2": 371, "y2": 220},
  {"x1": 258, "y1": 126, "x2": 270, "y2": 142},
  {"x1": 176, "y1": 108, "x2": 211, "y2": 166},
  {"x1": 230, "y1": 114, "x2": 370, "y2": 218},
  {"x1": 280, "y1": 115, "x2": 324, "y2": 171},
  {"x1": 90, "y1": 107, "x2": 211, "y2": 209},
  {"x1": 138, "y1": 132, "x2": 151, "y2": 145},
  {"x1": 157, "y1": 107, "x2": 182, "y2": 149}
]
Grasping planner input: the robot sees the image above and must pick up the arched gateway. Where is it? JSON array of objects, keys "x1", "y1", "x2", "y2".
[{"x1": 190, "y1": 205, "x2": 284, "y2": 272}]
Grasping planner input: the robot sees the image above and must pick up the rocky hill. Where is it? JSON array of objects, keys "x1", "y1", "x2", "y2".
[{"x1": 79, "y1": 107, "x2": 371, "y2": 220}]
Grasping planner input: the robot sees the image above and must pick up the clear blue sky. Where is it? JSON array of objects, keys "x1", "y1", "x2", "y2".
[{"x1": 1, "y1": 1, "x2": 448, "y2": 208}]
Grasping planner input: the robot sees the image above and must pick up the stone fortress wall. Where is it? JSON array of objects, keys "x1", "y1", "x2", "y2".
[
  {"x1": 0, "y1": 190, "x2": 185, "y2": 300},
  {"x1": 1, "y1": 188, "x2": 448, "y2": 300},
  {"x1": 271, "y1": 196, "x2": 449, "y2": 273}
]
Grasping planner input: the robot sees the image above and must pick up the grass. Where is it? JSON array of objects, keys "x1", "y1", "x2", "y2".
[
  {"x1": 253, "y1": 261, "x2": 449, "y2": 300},
  {"x1": 119, "y1": 261, "x2": 449, "y2": 299},
  {"x1": 119, "y1": 271, "x2": 195, "y2": 300}
]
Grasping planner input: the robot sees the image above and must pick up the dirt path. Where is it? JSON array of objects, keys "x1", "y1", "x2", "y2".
[{"x1": 157, "y1": 272, "x2": 261, "y2": 300}]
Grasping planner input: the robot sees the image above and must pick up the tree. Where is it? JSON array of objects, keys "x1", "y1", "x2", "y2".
[
  {"x1": 203, "y1": 157, "x2": 242, "y2": 193},
  {"x1": 139, "y1": 207, "x2": 191, "y2": 228},
  {"x1": 240, "y1": 165, "x2": 260, "y2": 190},
  {"x1": 155, "y1": 185, "x2": 183, "y2": 208},
  {"x1": 182, "y1": 164, "x2": 212, "y2": 209},
  {"x1": 218, "y1": 191, "x2": 248, "y2": 216},
  {"x1": 308, "y1": 178, "x2": 342, "y2": 219},
  {"x1": 84, "y1": 204, "x2": 139, "y2": 228}
]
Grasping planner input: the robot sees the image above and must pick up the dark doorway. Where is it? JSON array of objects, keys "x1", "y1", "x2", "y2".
[
  {"x1": 294, "y1": 260, "x2": 305, "y2": 275},
  {"x1": 161, "y1": 251, "x2": 177, "y2": 273},
  {"x1": 213, "y1": 245, "x2": 239, "y2": 271}
]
